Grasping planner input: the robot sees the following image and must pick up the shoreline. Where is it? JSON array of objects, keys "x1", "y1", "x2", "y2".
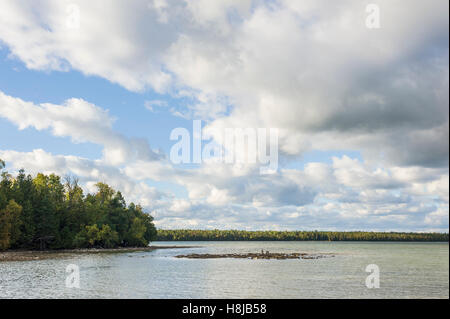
[{"x1": 0, "y1": 245, "x2": 197, "y2": 262}]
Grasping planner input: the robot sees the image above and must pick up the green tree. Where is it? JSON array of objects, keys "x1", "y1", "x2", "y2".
[
  {"x1": 98, "y1": 224, "x2": 119, "y2": 248},
  {"x1": 0, "y1": 160, "x2": 157, "y2": 250},
  {"x1": 7, "y1": 200, "x2": 23, "y2": 247},
  {"x1": 126, "y1": 217, "x2": 147, "y2": 246},
  {"x1": 0, "y1": 204, "x2": 11, "y2": 250},
  {"x1": 0, "y1": 200, "x2": 23, "y2": 250}
]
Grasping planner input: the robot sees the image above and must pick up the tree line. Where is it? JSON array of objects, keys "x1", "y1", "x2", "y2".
[
  {"x1": 0, "y1": 159, "x2": 156, "y2": 250},
  {"x1": 156, "y1": 229, "x2": 449, "y2": 242}
]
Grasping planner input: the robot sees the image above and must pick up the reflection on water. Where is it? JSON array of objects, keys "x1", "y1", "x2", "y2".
[{"x1": 0, "y1": 241, "x2": 448, "y2": 298}]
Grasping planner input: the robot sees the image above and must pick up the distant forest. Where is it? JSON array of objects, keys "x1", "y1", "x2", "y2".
[
  {"x1": 0, "y1": 159, "x2": 156, "y2": 250},
  {"x1": 156, "y1": 229, "x2": 449, "y2": 242}
]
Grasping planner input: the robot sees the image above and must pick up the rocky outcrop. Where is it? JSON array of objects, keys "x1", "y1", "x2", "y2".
[{"x1": 175, "y1": 252, "x2": 334, "y2": 260}]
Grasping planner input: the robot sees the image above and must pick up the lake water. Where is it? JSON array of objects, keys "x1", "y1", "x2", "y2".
[{"x1": 0, "y1": 241, "x2": 448, "y2": 298}]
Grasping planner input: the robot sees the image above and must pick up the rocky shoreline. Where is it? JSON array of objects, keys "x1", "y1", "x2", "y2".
[
  {"x1": 175, "y1": 252, "x2": 335, "y2": 260},
  {"x1": 0, "y1": 245, "x2": 196, "y2": 262}
]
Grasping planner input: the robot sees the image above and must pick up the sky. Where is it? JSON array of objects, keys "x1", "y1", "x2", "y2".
[{"x1": 0, "y1": 0, "x2": 448, "y2": 232}]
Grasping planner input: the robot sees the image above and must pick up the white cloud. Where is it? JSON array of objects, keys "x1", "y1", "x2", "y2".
[
  {"x1": 144, "y1": 99, "x2": 168, "y2": 112},
  {"x1": 1, "y1": 147, "x2": 447, "y2": 231},
  {"x1": 1, "y1": 0, "x2": 447, "y2": 166},
  {"x1": 0, "y1": 0, "x2": 448, "y2": 231},
  {"x1": 0, "y1": 148, "x2": 168, "y2": 208},
  {"x1": 0, "y1": 91, "x2": 162, "y2": 165},
  {"x1": 124, "y1": 155, "x2": 448, "y2": 230},
  {"x1": 0, "y1": 0, "x2": 173, "y2": 92}
]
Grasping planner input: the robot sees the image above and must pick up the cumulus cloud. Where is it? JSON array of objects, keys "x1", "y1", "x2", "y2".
[
  {"x1": 0, "y1": 0, "x2": 448, "y2": 231},
  {"x1": 0, "y1": 91, "x2": 162, "y2": 165},
  {"x1": 0, "y1": 148, "x2": 168, "y2": 208},
  {"x1": 0, "y1": 145, "x2": 447, "y2": 231},
  {"x1": 171, "y1": 0, "x2": 449, "y2": 168},
  {"x1": 123, "y1": 155, "x2": 448, "y2": 230},
  {"x1": 0, "y1": 0, "x2": 176, "y2": 92},
  {"x1": 1, "y1": 0, "x2": 447, "y2": 166}
]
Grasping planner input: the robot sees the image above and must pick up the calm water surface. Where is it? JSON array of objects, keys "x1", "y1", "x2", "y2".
[{"x1": 0, "y1": 241, "x2": 448, "y2": 298}]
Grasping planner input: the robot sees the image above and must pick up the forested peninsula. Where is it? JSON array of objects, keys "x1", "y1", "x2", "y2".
[
  {"x1": 156, "y1": 229, "x2": 449, "y2": 242},
  {"x1": 1, "y1": 159, "x2": 448, "y2": 252},
  {"x1": 0, "y1": 159, "x2": 156, "y2": 250}
]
